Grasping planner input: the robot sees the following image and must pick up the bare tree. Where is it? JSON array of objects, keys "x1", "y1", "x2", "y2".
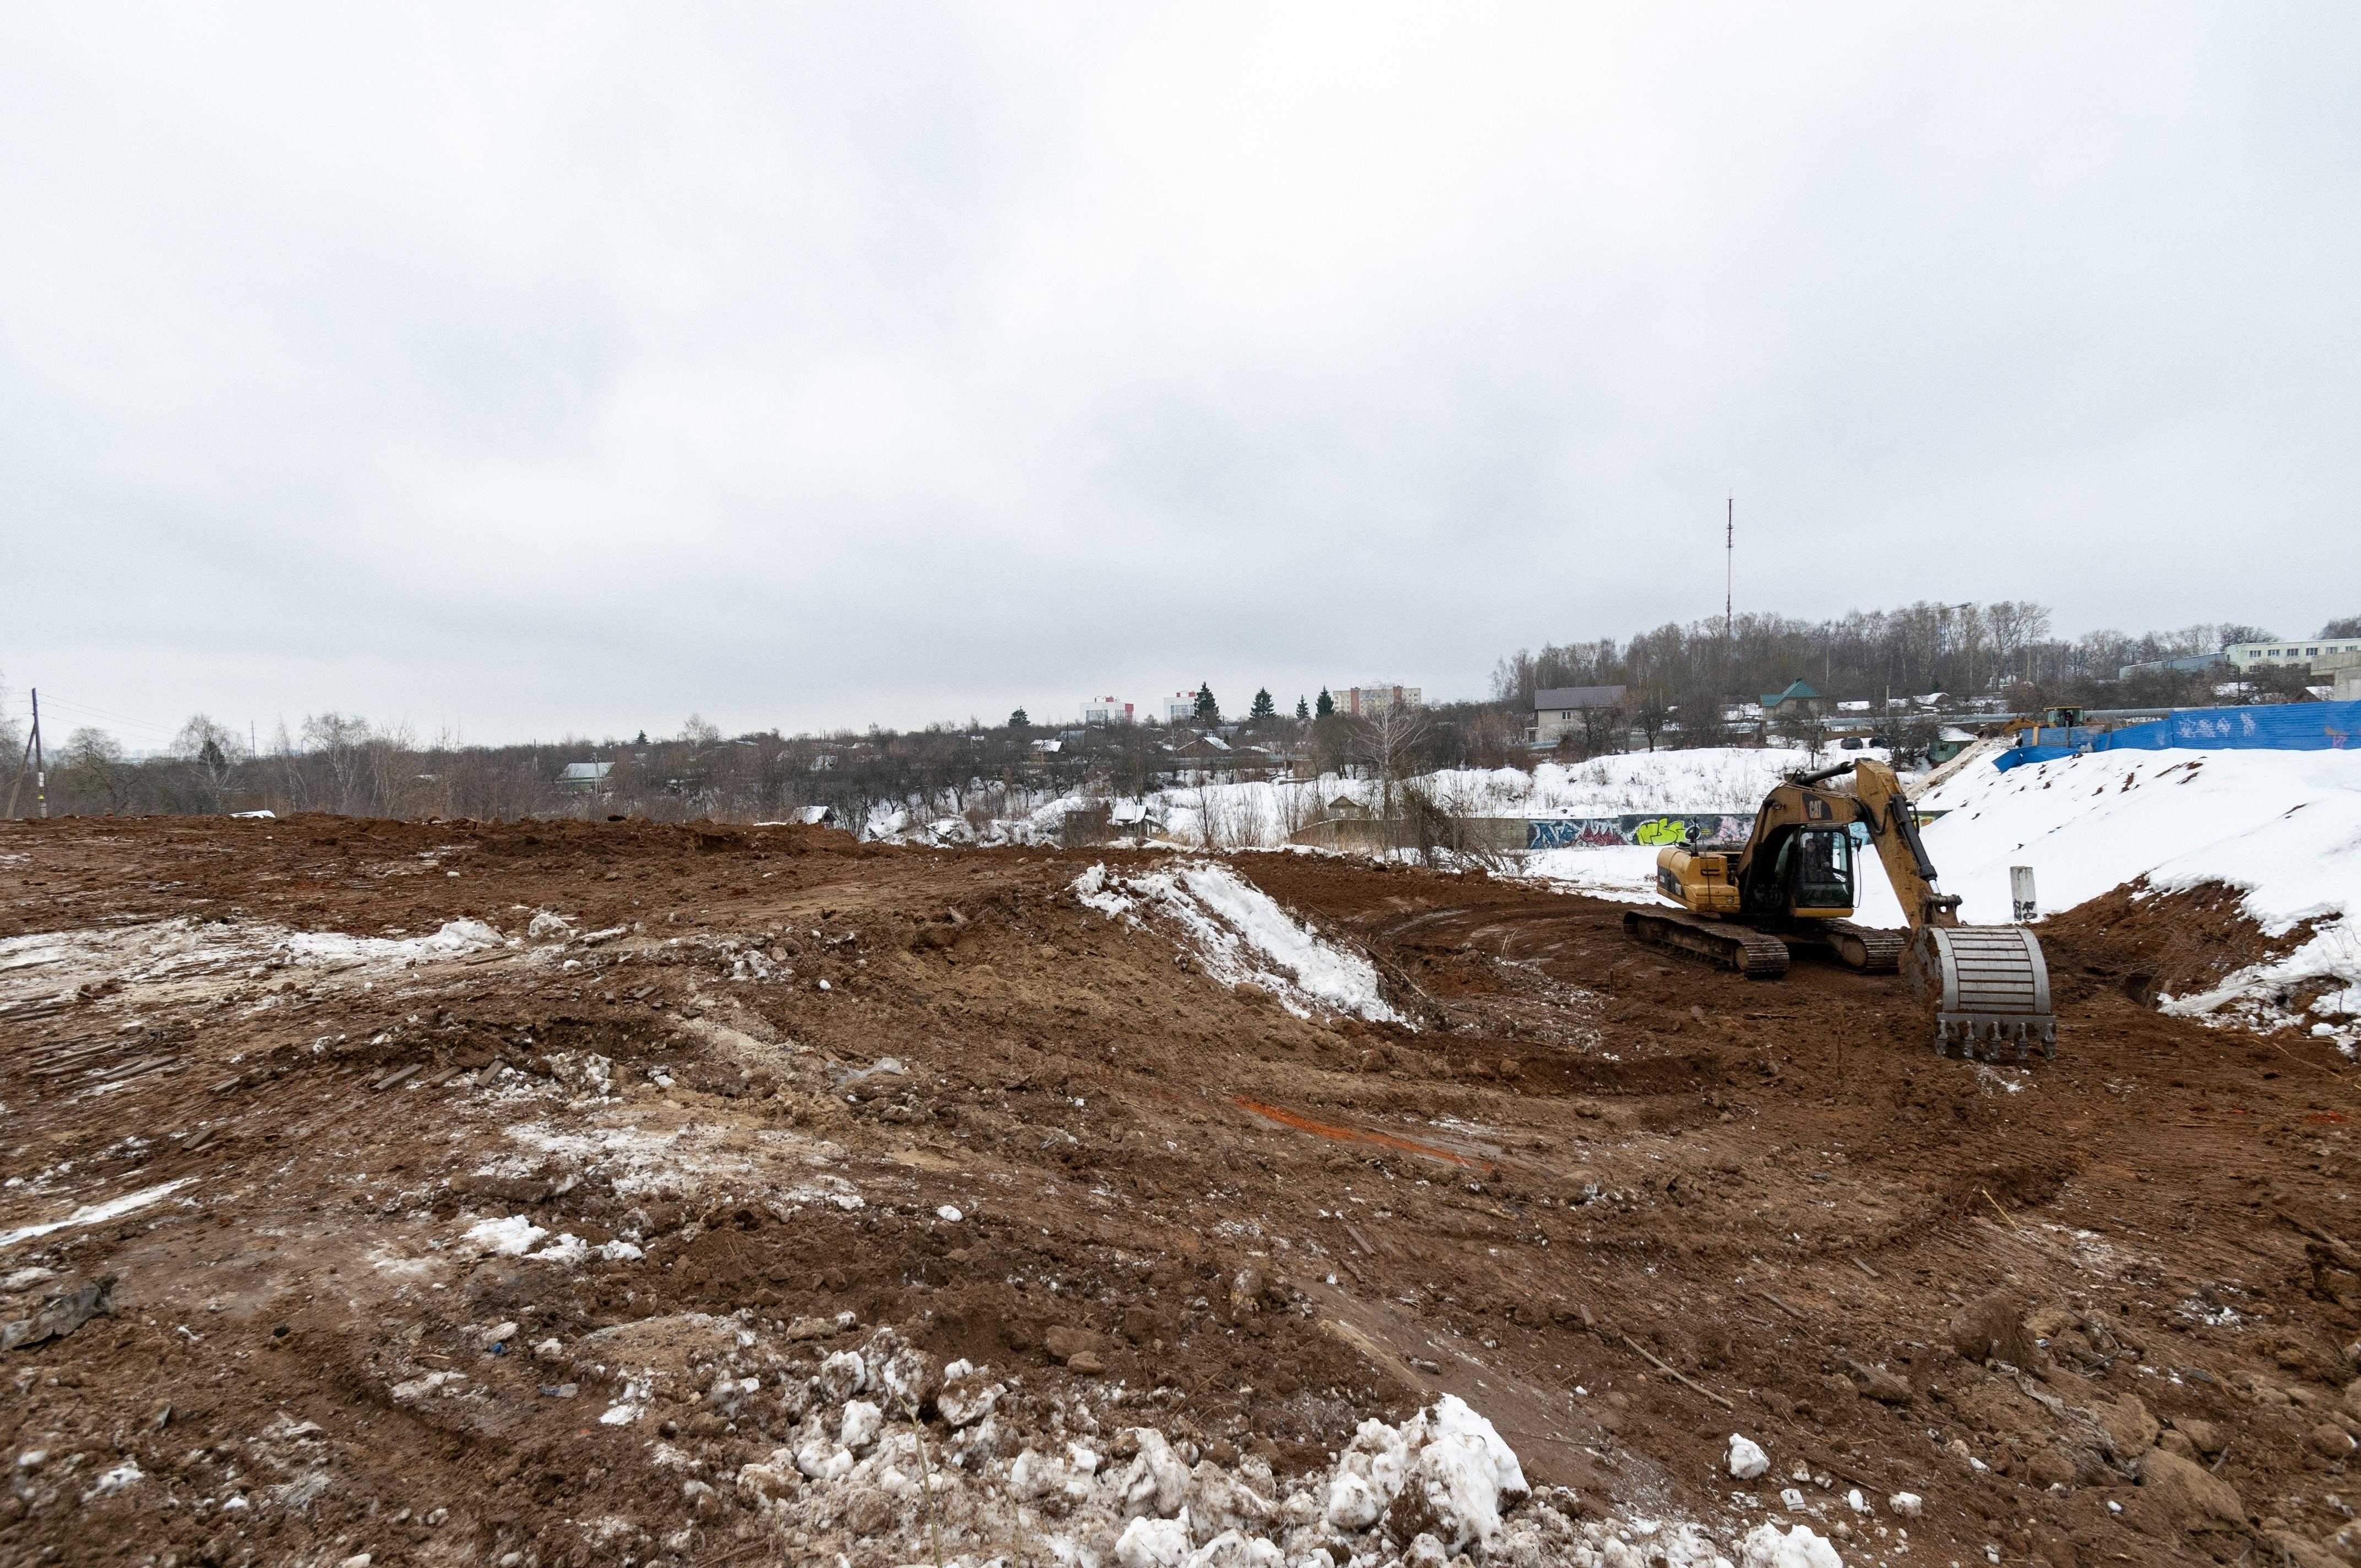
[
  {"x1": 174, "y1": 714, "x2": 243, "y2": 812},
  {"x1": 62, "y1": 727, "x2": 135, "y2": 813},
  {"x1": 1984, "y1": 601, "x2": 2052, "y2": 688},
  {"x1": 1351, "y1": 705, "x2": 1433, "y2": 826},
  {"x1": 301, "y1": 712, "x2": 374, "y2": 815}
]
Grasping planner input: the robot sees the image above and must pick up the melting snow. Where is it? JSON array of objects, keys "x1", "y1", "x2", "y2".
[
  {"x1": 1072, "y1": 861, "x2": 1403, "y2": 1025},
  {"x1": 278, "y1": 918, "x2": 503, "y2": 966},
  {"x1": 461, "y1": 1215, "x2": 547, "y2": 1256},
  {"x1": 0, "y1": 1178, "x2": 195, "y2": 1250}
]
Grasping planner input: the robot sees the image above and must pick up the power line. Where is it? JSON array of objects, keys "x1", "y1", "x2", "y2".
[{"x1": 31, "y1": 693, "x2": 182, "y2": 743}]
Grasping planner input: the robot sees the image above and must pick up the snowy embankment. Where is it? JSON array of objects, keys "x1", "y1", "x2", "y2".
[
  {"x1": 986, "y1": 748, "x2": 1870, "y2": 852},
  {"x1": 1073, "y1": 861, "x2": 1405, "y2": 1025},
  {"x1": 1526, "y1": 747, "x2": 2361, "y2": 1047},
  {"x1": 1858, "y1": 749, "x2": 2361, "y2": 1044}
]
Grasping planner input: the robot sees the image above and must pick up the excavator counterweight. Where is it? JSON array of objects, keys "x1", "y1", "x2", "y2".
[{"x1": 1622, "y1": 758, "x2": 2057, "y2": 1059}]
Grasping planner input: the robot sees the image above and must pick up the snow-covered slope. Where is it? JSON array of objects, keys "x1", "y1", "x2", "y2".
[
  {"x1": 1524, "y1": 747, "x2": 2361, "y2": 1046},
  {"x1": 1141, "y1": 748, "x2": 1881, "y2": 851},
  {"x1": 1856, "y1": 749, "x2": 2361, "y2": 1043}
]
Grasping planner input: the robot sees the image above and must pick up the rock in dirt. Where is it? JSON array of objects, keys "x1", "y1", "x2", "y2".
[
  {"x1": 1845, "y1": 1360, "x2": 1914, "y2": 1404},
  {"x1": 2, "y1": 1276, "x2": 114, "y2": 1352},
  {"x1": 2136, "y1": 1448, "x2": 2246, "y2": 1531},
  {"x1": 2094, "y1": 1392, "x2": 2159, "y2": 1458},
  {"x1": 2172, "y1": 1417, "x2": 2226, "y2": 1456},
  {"x1": 2265, "y1": 1529, "x2": 2347, "y2": 1568},
  {"x1": 1043, "y1": 1325, "x2": 1108, "y2": 1365},
  {"x1": 1727, "y1": 1434, "x2": 1770, "y2": 1479},
  {"x1": 1949, "y1": 1290, "x2": 2039, "y2": 1366}
]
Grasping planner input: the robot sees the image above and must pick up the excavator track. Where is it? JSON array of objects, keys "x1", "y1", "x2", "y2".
[
  {"x1": 1824, "y1": 921, "x2": 1906, "y2": 974},
  {"x1": 1622, "y1": 909, "x2": 1791, "y2": 979}
]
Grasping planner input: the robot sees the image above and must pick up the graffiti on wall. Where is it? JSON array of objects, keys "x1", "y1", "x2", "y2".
[{"x1": 1526, "y1": 814, "x2": 1754, "y2": 851}]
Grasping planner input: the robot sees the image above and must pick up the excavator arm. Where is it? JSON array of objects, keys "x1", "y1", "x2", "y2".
[{"x1": 1848, "y1": 760, "x2": 1962, "y2": 930}]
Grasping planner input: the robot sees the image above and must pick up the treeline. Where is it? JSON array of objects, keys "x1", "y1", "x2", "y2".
[
  {"x1": 0, "y1": 700, "x2": 1527, "y2": 829},
  {"x1": 1494, "y1": 603, "x2": 2356, "y2": 714},
  {"x1": 7, "y1": 601, "x2": 2353, "y2": 826}
]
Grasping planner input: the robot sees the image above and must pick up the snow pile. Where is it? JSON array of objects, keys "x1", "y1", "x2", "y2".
[
  {"x1": 1739, "y1": 1523, "x2": 1846, "y2": 1568},
  {"x1": 1073, "y1": 861, "x2": 1403, "y2": 1025},
  {"x1": 461, "y1": 1214, "x2": 547, "y2": 1256},
  {"x1": 722, "y1": 1344, "x2": 1773, "y2": 1567},
  {"x1": 1322, "y1": 1395, "x2": 1531, "y2": 1551}
]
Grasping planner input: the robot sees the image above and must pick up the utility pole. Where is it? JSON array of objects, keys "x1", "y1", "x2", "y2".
[
  {"x1": 31, "y1": 688, "x2": 47, "y2": 818},
  {"x1": 1724, "y1": 497, "x2": 1734, "y2": 639}
]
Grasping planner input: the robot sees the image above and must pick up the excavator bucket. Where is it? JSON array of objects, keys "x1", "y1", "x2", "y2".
[{"x1": 1907, "y1": 925, "x2": 2056, "y2": 1060}]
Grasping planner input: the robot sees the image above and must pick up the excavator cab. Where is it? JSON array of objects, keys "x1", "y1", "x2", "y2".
[{"x1": 1764, "y1": 826, "x2": 1854, "y2": 914}]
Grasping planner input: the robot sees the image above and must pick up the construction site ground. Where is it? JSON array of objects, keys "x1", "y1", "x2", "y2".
[{"x1": 4, "y1": 814, "x2": 2359, "y2": 1568}]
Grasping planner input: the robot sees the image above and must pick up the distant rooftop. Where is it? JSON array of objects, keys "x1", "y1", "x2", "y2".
[{"x1": 1533, "y1": 685, "x2": 1626, "y2": 711}]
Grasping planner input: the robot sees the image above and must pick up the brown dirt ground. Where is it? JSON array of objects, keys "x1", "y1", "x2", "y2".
[{"x1": 4, "y1": 814, "x2": 2360, "y2": 1567}]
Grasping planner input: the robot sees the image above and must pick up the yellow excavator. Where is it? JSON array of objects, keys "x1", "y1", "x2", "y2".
[{"x1": 1623, "y1": 758, "x2": 2055, "y2": 1059}]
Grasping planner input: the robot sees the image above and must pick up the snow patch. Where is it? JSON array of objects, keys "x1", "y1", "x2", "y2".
[
  {"x1": 278, "y1": 918, "x2": 503, "y2": 967},
  {"x1": 0, "y1": 1178, "x2": 194, "y2": 1250},
  {"x1": 461, "y1": 1215, "x2": 547, "y2": 1256},
  {"x1": 1071, "y1": 861, "x2": 1403, "y2": 1025}
]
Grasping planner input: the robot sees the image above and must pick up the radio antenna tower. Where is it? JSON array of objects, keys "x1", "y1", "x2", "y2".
[{"x1": 1724, "y1": 497, "x2": 1733, "y2": 638}]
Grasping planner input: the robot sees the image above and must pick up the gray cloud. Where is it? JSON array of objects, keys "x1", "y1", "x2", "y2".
[{"x1": 4, "y1": 2, "x2": 2356, "y2": 743}]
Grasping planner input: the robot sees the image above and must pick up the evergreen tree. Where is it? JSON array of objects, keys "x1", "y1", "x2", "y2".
[
  {"x1": 1248, "y1": 688, "x2": 1276, "y2": 720},
  {"x1": 1315, "y1": 688, "x2": 1335, "y2": 718},
  {"x1": 1008, "y1": 708, "x2": 1029, "y2": 729},
  {"x1": 1194, "y1": 683, "x2": 1218, "y2": 723},
  {"x1": 634, "y1": 730, "x2": 649, "y2": 746},
  {"x1": 1295, "y1": 696, "x2": 1309, "y2": 721}
]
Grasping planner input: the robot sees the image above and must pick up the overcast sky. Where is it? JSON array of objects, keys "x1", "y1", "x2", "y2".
[{"x1": 5, "y1": 3, "x2": 2356, "y2": 748}]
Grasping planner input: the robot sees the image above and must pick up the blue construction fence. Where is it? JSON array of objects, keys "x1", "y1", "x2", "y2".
[{"x1": 1995, "y1": 699, "x2": 2361, "y2": 772}]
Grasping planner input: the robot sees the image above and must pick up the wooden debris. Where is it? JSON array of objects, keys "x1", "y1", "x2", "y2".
[{"x1": 1619, "y1": 1331, "x2": 1733, "y2": 1410}]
